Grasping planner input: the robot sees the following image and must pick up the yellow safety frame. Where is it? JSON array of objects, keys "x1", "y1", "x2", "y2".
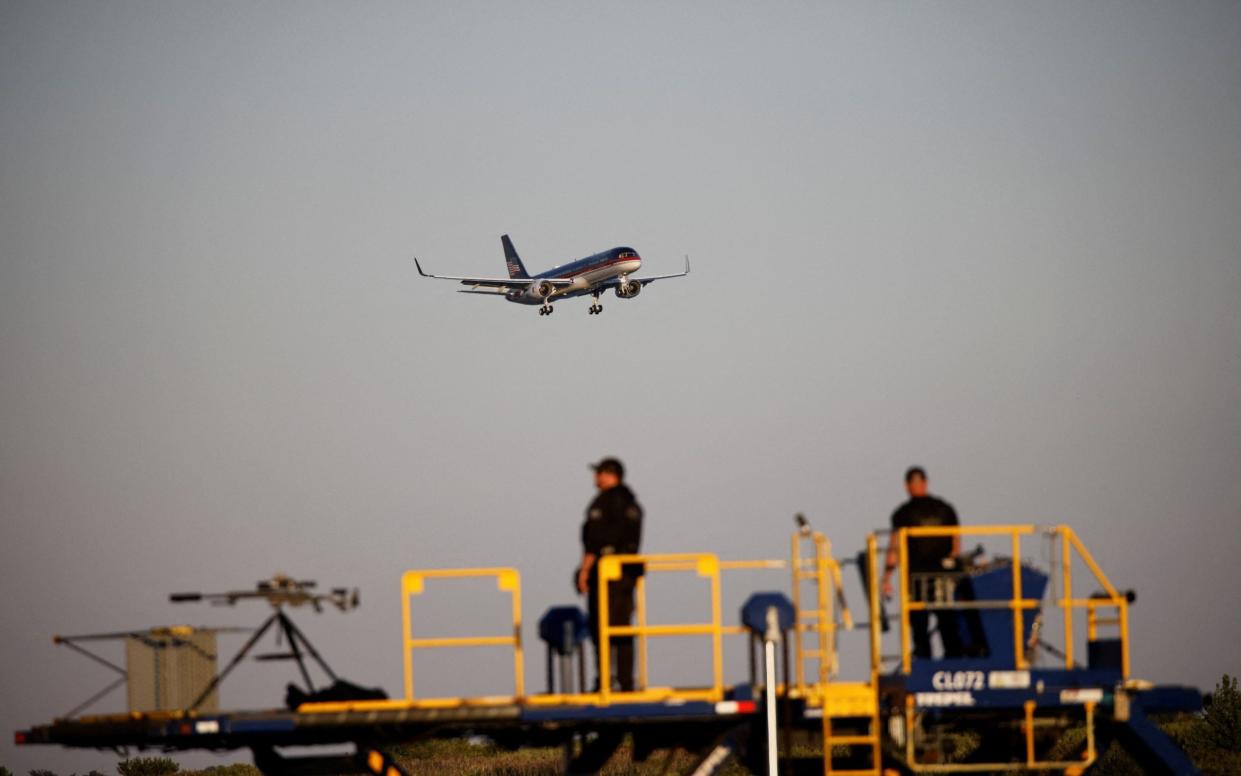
[
  {"x1": 632, "y1": 558, "x2": 787, "y2": 693},
  {"x1": 1059, "y1": 526, "x2": 1130, "y2": 678},
  {"x1": 400, "y1": 567, "x2": 524, "y2": 702},
  {"x1": 791, "y1": 530, "x2": 854, "y2": 698},
  {"x1": 867, "y1": 524, "x2": 1126, "y2": 773},
  {"x1": 902, "y1": 695, "x2": 1097, "y2": 772},
  {"x1": 876, "y1": 525, "x2": 1130, "y2": 677},
  {"x1": 595, "y1": 553, "x2": 725, "y2": 704}
]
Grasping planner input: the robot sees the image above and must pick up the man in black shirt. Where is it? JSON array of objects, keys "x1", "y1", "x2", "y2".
[
  {"x1": 577, "y1": 457, "x2": 643, "y2": 692},
  {"x1": 881, "y1": 466, "x2": 964, "y2": 659}
]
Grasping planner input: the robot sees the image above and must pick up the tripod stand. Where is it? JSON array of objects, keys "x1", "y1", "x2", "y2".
[
  {"x1": 188, "y1": 606, "x2": 338, "y2": 711},
  {"x1": 172, "y1": 574, "x2": 357, "y2": 712}
]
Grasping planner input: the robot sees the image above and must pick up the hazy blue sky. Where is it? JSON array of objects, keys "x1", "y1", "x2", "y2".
[{"x1": 3, "y1": 2, "x2": 1239, "y2": 772}]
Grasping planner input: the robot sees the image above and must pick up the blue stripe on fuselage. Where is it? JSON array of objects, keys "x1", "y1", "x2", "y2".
[{"x1": 537, "y1": 247, "x2": 637, "y2": 279}]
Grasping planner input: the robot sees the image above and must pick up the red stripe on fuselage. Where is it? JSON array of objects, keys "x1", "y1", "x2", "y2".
[{"x1": 547, "y1": 254, "x2": 640, "y2": 279}]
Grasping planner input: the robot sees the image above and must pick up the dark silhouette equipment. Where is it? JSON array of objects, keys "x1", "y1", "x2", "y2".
[{"x1": 171, "y1": 574, "x2": 361, "y2": 710}]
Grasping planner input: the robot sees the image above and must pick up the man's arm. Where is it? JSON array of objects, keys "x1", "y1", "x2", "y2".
[
  {"x1": 576, "y1": 553, "x2": 596, "y2": 595},
  {"x1": 947, "y1": 501, "x2": 961, "y2": 558},
  {"x1": 882, "y1": 536, "x2": 899, "y2": 598},
  {"x1": 882, "y1": 507, "x2": 903, "y2": 598},
  {"x1": 579, "y1": 503, "x2": 601, "y2": 595}
]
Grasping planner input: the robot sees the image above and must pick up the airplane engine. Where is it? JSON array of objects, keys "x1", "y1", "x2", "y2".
[
  {"x1": 526, "y1": 280, "x2": 556, "y2": 300},
  {"x1": 615, "y1": 279, "x2": 642, "y2": 299}
]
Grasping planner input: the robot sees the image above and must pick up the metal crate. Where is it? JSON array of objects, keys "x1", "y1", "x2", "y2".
[{"x1": 125, "y1": 627, "x2": 218, "y2": 712}]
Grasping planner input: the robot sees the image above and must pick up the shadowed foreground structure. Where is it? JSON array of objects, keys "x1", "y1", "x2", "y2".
[{"x1": 17, "y1": 523, "x2": 1215, "y2": 774}]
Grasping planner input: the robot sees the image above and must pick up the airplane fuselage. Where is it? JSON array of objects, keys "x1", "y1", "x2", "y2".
[{"x1": 505, "y1": 247, "x2": 641, "y2": 304}]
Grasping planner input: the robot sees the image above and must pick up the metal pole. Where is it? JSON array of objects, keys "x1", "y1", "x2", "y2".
[
  {"x1": 546, "y1": 644, "x2": 555, "y2": 694},
  {"x1": 764, "y1": 606, "x2": 780, "y2": 776},
  {"x1": 637, "y1": 574, "x2": 649, "y2": 690},
  {"x1": 560, "y1": 620, "x2": 574, "y2": 693},
  {"x1": 278, "y1": 611, "x2": 317, "y2": 691}
]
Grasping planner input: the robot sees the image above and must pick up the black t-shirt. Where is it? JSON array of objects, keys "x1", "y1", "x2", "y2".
[
  {"x1": 891, "y1": 495, "x2": 958, "y2": 572},
  {"x1": 582, "y1": 484, "x2": 643, "y2": 581}
]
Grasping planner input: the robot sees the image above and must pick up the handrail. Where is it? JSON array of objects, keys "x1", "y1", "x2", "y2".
[
  {"x1": 791, "y1": 530, "x2": 855, "y2": 697},
  {"x1": 898, "y1": 525, "x2": 1032, "y2": 670},
  {"x1": 902, "y1": 695, "x2": 1097, "y2": 772},
  {"x1": 1061, "y1": 524, "x2": 1129, "y2": 677},
  {"x1": 866, "y1": 534, "x2": 882, "y2": 674},
  {"x1": 400, "y1": 567, "x2": 524, "y2": 701},
  {"x1": 876, "y1": 524, "x2": 1130, "y2": 677},
  {"x1": 596, "y1": 553, "x2": 723, "y2": 705},
  {"x1": 631, "y1": 557, "x2": 788, "y2": 693}
]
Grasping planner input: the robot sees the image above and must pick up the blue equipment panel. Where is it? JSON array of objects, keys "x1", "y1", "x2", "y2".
[{"x1": 955, "y1": 562, "x2": 1048, "y2": 664}]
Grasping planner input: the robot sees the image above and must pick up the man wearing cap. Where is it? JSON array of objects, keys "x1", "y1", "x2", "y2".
[
  {"x1": 881, "y1": 466, "x2": 964, "y2": 659},
  {"x1": 577, "y1": 457, "x2": 643, "y2": 692}
]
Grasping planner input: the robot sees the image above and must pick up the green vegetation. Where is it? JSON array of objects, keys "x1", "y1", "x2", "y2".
[
  {"x1": 1045, "y1": 674, "x2": 1241, "y2": 776},
  {"x1": 9, "y1": 762, "x2": 257, "y2": 776},
  {"x1": 390, "y1": 739, "x2": 751, "y2": 776},
  {"x1": 1180, "y1": 674, "x2": 1241, "y2": 776},
  {"x1": 393, "y1": 739, "x2": 559, "y2": 776},
  {"x1": 1204, "y1": 674, "x2": 1241, "y2": 751},
  {"x1": 116, "y1": 758, "x2": 179, "y2": 776},
  {"x1": 189, "y1": 766, "x2": 261, "y2": 776}
]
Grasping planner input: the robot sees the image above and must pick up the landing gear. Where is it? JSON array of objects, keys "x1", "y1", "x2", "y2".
[
  {"x1": 588, "y1": 296, "x2": 603, "y2": 315},
  {"x1": 538, "y1": 303, "x2": 554, "y2": 316}
]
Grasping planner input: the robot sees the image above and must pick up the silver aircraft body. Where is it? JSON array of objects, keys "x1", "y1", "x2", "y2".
[{"x1": 415, "y1": 235, "x2": 689, "y2": 316}]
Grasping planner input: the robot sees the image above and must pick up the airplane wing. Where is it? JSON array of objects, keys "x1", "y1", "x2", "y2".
[
  {"x1": 597, "y1": 255, "x2": 691, "y2": 290},
  {"x1": 633, "y1": 255, "x2": 691, "y2": 283},
  {"x1": 414, "y1": 258, "x2": 575, "y2": 289},
  {"x1": 456, "y1": 288, "x2": 510, "y2": 296}
]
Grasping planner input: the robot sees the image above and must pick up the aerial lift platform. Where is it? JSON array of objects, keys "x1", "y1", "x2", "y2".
[{"x1": 17, "y1": 523, "x2": 1203, "y2": 775}]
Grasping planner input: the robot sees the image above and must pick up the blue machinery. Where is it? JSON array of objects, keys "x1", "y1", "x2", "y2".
[{"x1": 17, "y1": 524, "x2": 1203, "y2": 775}]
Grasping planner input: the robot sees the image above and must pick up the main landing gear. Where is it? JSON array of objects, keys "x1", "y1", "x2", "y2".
[
  {"x1": 588, "y1": 296, "x2": 603, "y2": 315},
  {"x1": 538, "y1": 303, "x2": 554, "y2": 316}
]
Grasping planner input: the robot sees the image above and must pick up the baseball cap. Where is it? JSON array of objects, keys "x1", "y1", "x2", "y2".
[{"x1": 589, "y1": 457, "x2": 625, "y2": 479}]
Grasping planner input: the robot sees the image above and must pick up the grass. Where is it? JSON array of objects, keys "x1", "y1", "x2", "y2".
[{"x1": 390, "y1": 738, "x2": 753, "y2": 776}]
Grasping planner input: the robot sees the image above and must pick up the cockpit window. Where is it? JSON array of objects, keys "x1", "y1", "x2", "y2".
[{"x1": 618, "y1": 251, "x2": 637, "y2": 259}]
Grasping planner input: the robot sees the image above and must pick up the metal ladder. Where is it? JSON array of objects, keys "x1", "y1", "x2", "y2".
[
  {"x1": 819, "y1": 680, "x2": 881, "y2": 776},
  {"x1": 792, "y1": 529, "x2": 878, "y2": 774}
]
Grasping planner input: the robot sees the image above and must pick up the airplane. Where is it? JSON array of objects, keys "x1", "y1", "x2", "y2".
[{"x1": 414, "y1": 235, "x2": 690, "y2": 316}]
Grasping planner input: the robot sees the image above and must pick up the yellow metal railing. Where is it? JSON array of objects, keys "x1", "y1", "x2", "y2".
[
  {"x1": 596, "y1": 553, "x2": 725, "y2": 704},
  {"x1": 400, "y1": 567, "x2": 524, "y2": 702},
  {"x1": 791, "y1": 530, "x2": 854, "y2": 697},
  {"x1": 902, "y1": 695, "x2": 1097, "y2": 772},
  {"x1": 866, "y1": 524, "x2": 1122, "y2": 773},
  {"x1": 1060, "y1": 526, "x2": 1130, "y2": 677},
  {"x1": 632, "y1": 558, "x2": 786, "y2": 692},
  {"x1": 873, "y1": 524, "x2": 1130, "y2": 676},
  {"x1": 866, "y1": 533, "x2": 882, "y2": 674},
  {"x1": 306, "y1": 522, "x2": 1124, "y2": 776}
]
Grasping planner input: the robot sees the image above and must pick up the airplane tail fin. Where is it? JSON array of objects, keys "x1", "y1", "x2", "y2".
[{"x1": 502, "y1": 235, "x2": 530, "y2": 279}]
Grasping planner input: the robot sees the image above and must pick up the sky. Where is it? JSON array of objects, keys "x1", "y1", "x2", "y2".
[{"x1": 2, "y1": 1, "x2": 1239, "y2": 772}]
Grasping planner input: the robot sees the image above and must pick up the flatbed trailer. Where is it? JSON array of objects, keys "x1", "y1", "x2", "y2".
[
  {"x1": 18, "y1": 698, "x2": 766, "y2": 775},
  {"x1": 17, "y1": 524, "x2": 1204, "y2": 775}
]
